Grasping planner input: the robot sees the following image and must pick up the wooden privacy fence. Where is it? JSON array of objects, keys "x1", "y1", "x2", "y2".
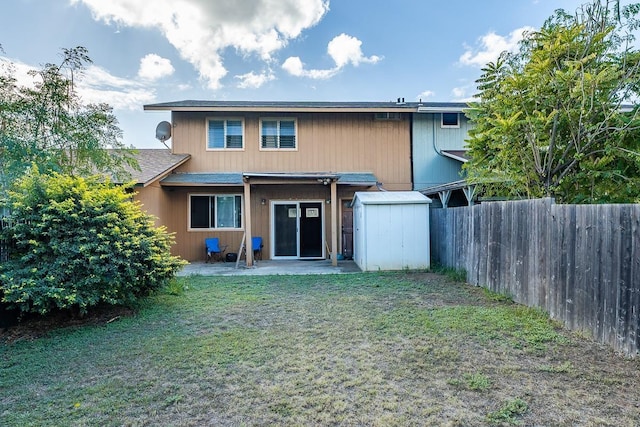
[{"x1": 430, "y1": 198, "x2": 640, "y2": 356}]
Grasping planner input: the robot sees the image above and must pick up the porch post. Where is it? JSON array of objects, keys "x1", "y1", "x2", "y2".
[
  {"x1": 330, "y1": 180, "x2": 338, "y2": 266},
  {"x1": 243, "y1": 179, "x2": 254, "y2": 266}
]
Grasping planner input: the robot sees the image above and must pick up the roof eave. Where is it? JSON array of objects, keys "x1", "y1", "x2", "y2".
[{"x1": 145, "y1": 105, "x2": 416, "y2": 113}]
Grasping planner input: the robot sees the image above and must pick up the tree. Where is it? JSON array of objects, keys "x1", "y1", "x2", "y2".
[
  {"x1": 464, "y1": 0, "x2": 640, "y2": 203},
  {"x1": 0, "y1": 169, "x2": 185, "y2": 315},
  {"x1": 0, "y1": 46, "x2": 137, "y2": 201}
]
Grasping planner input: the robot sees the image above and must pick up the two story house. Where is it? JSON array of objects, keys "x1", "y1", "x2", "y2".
[{"x1": 133, "y1": 100, "x2": 471, "y2": 265}]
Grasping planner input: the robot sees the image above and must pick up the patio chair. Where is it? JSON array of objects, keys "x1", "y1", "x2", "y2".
[
  {"x1": 251, "y1": 236, "x2": 264, "y2": 260},
  {"x1": 205, "y1": 237, "x2": 227, "y2": 263}
]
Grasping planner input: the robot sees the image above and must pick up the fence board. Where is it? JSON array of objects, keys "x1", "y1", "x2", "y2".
[{"x1": 430, "y1": 198, "x2": 640, "y2": 357}]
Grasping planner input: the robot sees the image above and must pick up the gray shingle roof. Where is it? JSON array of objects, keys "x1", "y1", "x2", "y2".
[{"x1": 119, "y1": 149, "x2": 190, "y2": 186}]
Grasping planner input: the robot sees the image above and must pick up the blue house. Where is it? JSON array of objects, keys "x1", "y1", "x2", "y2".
[{"x1": 410, "y1": 102, "x2": 476, "y2": 207}]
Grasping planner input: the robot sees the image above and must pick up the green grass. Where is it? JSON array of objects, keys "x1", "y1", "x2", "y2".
[
  {"x1": 487, "y1": 398, "x2": 529, "y2": 425},
  {"x1": 1, "y1": 272, "x2": 639, "y2": 426}
]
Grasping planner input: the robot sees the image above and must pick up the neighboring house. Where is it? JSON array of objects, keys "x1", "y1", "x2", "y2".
[
  {"x1": 411, "y1": 102, "x2": 471, "y2": 190},
  {"x1": 411, "y1": 102, "x2": 475, "y2": 208},
  {"x1": 132, "y1": 100, "x2": 473, "y2": 264}
]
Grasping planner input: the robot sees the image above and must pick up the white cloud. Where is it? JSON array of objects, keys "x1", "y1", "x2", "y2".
[
  {"x1": 1, "y1": 56, "x2": 156, "y2": 111},
  {"x1": 459, "y1": 26, "x2": 534, "y2": 67},
  {"x1": 0, "y1": 56, "x2": 38, "y2": 89},
  {"x1": 327, "y1": 33, "x2": 381, "y2": 68},
  {"x1": 451, "y1": 85, "x2": 477, "y2": 103},
  {"x1": 235, "y1": 70, "x2": 275, "y2": 89},
  {"x1": 282, "y1": 33, "x2": 381, "y2": 80},
  {"x1": 417, "y1": 90, "x2": 435, "y2": 100},
  {"x1": 451, "y1": 87, "x2": 466, "y2": 99},
  {"x1": 281, "y1": 56, "x2": 337, "y2": 79},
  {"x1": 138, "y1": 53, "x2": 175, "y2": 80},
  {"x1": 79, "y1": 65, "x2": 156, "y2": 110},
  {"x1": 72, "y1": 0, "x2": 329, "y2": 90}
]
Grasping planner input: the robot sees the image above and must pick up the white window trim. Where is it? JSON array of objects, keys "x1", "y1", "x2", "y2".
[
  {"x1": 187, "y1": 193, "x2": 244, "y2": 231},
  {"x1": 441, "y1": 112, "x2": 460, "y2": 129},
  {"x1": 259, "y1": 117, "x2": 298, "y2": 151},
  {"x1": 206, "y1": 117, "x2": 245, "y2": 151}
]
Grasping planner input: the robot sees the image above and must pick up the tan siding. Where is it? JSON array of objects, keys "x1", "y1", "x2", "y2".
[
  {"x1": 135, "y1": 183, "x2": 169, "y2": 227},
  {"x1": 172, "y1": 112, "x2": 411, "y2": 189},
  {"x1": 157, "y1": 110, "x2": 413, "y2": 261}
]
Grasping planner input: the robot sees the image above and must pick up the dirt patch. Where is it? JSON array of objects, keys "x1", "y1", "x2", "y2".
[{"x1": 0, "y1": 305, "x2": 135, "y2": 343}]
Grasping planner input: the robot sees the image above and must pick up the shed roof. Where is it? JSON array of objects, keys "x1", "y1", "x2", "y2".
[{"x1": 353, "y1": 191, "x2": 432, "y2": 205}]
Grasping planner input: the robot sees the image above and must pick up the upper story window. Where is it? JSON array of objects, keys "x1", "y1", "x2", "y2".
[
  {"x1": 441, "y1": 112, "x2": 460, "y2": 128},
  {"x1": 207, "y1": 118, "x2": 244, "y2": 149},
  {"x1": 260, "y1": 118, "x2": 296, "y2": 149},
  {"x1": 189, "y1": 194, "x2": 242, "y2": 230}
]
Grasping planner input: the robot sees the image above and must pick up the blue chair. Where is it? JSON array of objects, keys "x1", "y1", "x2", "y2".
[
  {"x1": 251, "y1": 236, "x2": 263, "y2": 260},
  {"x1": 205, "y1": 237, "x2": 227, "y2": 263}
]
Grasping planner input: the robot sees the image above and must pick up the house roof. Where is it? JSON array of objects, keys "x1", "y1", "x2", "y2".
[
  {"x1": 160, "y1": 171, "x2": 378, "y2": 187},
  {"x1": 118, "y1": 149, "x2": 191, "y2": 186},
  {"x1": 144, "y1": 100, "x2": 469, "y2": 113}
]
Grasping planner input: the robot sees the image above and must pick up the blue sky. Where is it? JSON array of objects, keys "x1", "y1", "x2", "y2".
[{"x1": 1, "y1": 0, "x2": 591, "y2": 148}]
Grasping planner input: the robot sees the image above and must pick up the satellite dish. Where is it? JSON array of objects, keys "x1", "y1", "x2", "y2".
[{"x1": 155, "y1": 121, "x2": 172, "y2": 142}]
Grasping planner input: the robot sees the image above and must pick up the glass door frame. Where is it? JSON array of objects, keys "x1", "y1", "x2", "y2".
[{"x1": 270, "y1": 200, "x2": 325, "y2": 260}]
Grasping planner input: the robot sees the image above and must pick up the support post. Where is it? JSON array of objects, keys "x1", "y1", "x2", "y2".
[
  {"x1": 438, "y1": 190, "x2": 452, "y2": 209},
  {"x1": 331, "y1": 180, "x2": 338, "y2": 266},
  {"x1": 463, "y1": 185, "x2": 476, "y2": 206},
  {"x1": 243, "y1": 179, "x2": 254, "y2": 266}
]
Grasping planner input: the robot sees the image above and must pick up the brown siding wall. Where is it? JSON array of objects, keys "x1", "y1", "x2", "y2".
[
  {"x1": 152, "y1": 184, "x2": 372, "y2": 262},
  {"x1": 135, "y1": 183, "x2": 170, "y2": 227},
  {"x1": 171, "y1": 112, "x2": 412, "y2": 189},
  {"x1": 154, "y1": 110, "x2": 412, "y2": 261}
]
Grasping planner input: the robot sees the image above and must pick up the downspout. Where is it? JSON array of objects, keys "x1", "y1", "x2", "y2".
[
  {"x1": 409, "y1": 112, "x2": 415, "y2": 190},
  {"x1": 432, "y1": 113, "x2": 442, "y2": 155}
]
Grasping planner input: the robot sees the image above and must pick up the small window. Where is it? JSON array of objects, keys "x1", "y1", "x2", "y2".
[
  {"x1": 189, "y1": 194, "x2": 242, "y2": 230},
  {"x1": 260, "y1": 118, "x2": 297, "y2": 149},
  {"x1": 441, "y1": 112, "x2": 459, "y2": 128},
  {"x1": 207, "y1": 118, "x2": 244, "y2": 149}
]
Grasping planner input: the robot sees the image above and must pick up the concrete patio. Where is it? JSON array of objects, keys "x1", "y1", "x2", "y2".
[{"x1": 177, "y1": 259, "x2": 361, "y2": 276}]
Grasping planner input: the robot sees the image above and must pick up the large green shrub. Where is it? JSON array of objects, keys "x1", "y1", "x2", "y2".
[{"x1": 0, "y1": 169, "x2": 186, "y2": 315}]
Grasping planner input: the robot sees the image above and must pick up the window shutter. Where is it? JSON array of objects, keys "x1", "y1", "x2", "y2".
[
  {"x1": 208, "y1": 120, "x2": 225, "y2": 148},
  {"x1": 279, "y1": 120, "x2": 296, "y2": 148},
  {"x1": 226, "y1": 120, "x2": 243, "y2": 148},
  {"x1": 262, "y1": 120, "x2": 278, "y2": 148}
]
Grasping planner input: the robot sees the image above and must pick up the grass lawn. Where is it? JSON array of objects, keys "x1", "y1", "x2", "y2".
[{"x1": 1, "y1": 272, "x2": 639, "y2": 426}]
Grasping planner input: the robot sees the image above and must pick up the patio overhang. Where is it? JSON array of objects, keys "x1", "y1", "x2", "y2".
[
  {"x1": 159, "y1": 171, "x2": 378, "y2": 268},
  {"x1": 160, "y1": 171, "x2": 378, "y2": 187}
]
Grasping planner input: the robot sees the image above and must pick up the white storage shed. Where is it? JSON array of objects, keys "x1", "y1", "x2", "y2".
[{"x1": 352, "y1": 191, "x2": 432, "y2": 271}]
